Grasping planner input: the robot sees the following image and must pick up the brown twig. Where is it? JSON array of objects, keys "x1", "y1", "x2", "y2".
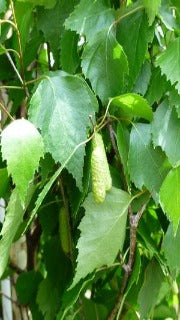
[
  {"x1": 0, "y1": 101, "x2": 14, "y2": 121},
  {"x1": 106, "y1": 199, "x2": 150, "y2": 320},
  {"x1": 0, "y1": 291, "x2": 19, "y2": 306}
]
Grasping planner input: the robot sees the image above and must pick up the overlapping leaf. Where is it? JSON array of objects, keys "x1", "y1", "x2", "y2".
[
  {"x1": 29, "y1": 71, "x2": 98, "y2": 189},
  {"x1": 156, "y1": 37, "x2": 180, "y2": 93},
  {"x1": 110, "y1": 93, "x2": 153, "y2": 121},
  {"x1": 1, "y1": 119, "x2": 44, "y2": 203},
  {"x1": 65, "y1": 0, "x2": 116, "y2": 40},
  {"x1": 37, "y1": 0, "x2": 77, "y2": 60},
  {"x1": 128, "y1": 123, "x2": 170, "y2": 198},
  {"x1": 117, "y1": 8, "x2": 153, "y2": 89},
  {"x1": 152, "y1": 101, "x2": 180, "y2": 166},
  {"x1": 81, "y1": 28, "x2": 128, "y2": 103},
  {"x1": 143, "y1": 0, "x2": 161, "y2": 25},
  {"x1": 71, "y1": 187, "x2": 131, "y2": 287},
  {"x1": 0, "y1": 187, "x2": 34, "y2": 278},
  {"x1": 160, "y1": 167, "x2": 180, "y2": 233}
]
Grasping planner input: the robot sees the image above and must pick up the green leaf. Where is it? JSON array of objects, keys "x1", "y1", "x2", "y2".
[
  {"x1": 143, "y1": 0, "x2": 161, "y2": 25},
  {"x1": 152, "y1": 100, "x2": 180, "y2": 166},
  {"x1": 60, "y1": 30, "x2": 80, "y2": 74},
  {"x1": 36, "y1": 278, "x2": 60, "y2": 320},
  {"x1": 128, "y1": 123, "x2": 170, "y2": 198},
  {"x1": 65, "y1": 0, "x2": 116, "y2": 40},
  {"x1": 163, "y1": 223, "x2": 180, "y2": 273},
  {"x1": 116, "y1": 122, "x2": 130, "y2": 185},
  {"x1": 1, "y1": 119, "x2": 44, "y2": 203},
  {"x1": 16, "y1": 0, "x2": 57, "y2": 8},
  {"x1": 16, "y1": 271, "x2": 43, "y2": 305},
  {"x1": 110, "y1": 93, "x2": 153, "y2": 122},
  {"x1": 0, "y1": 168, "x2": 9, "y2": 198},
  {"x1": 57, "y1": 276, "x2": 94, "y2": 320},
  {"x1": 37, "y1": 0, "x2": 77, "y2": 61},
  {"x1": 145, "y1": 67, "x2": 170, "y2": 106},
  {"x1": 138, "y1": 259, "x2": 164, "y2": 319},
  {"x1": 160, "y1": 167, "x2": 180, "y2": 233},
  {"x1": 156, "y1": 37, "x2": 180, "y2": 93},
  {"x1": 81, "y1": 28, "x2": 128, "y2": 103},
  {"x1": 0, "y1": 187, "x2": 34, "y2": 278},
  {"x1": 71, "y1": 187, "x2": 131, "y2": 287},
  {"x1": 117, "y1": 8, "x2": 153, "y2": 89},
  {"x1": 14, "y1": 2, "x2": 33, "y2": 54},
  {"x1": 169, "y1": 88, "x2": 180, "y2": 118},
  {"x1": 29, "y1": 71, "x2": 98, "y2": 189},
  {"x1": 133, "y1": 60, "x2": 152, "y2": 96}
]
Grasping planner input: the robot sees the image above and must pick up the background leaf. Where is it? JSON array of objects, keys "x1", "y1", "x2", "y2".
[
  {"x1": 71, "y1": 187, "x2": 131, "y2": 287},
  {"x1": 60, "y1": 30, "x2": 80, "y2": 74},
  {"x1": 65, "y1": 0, "x2": 116, "y2": 40},
  {"x1": 128, "y1": 123, "x2": 170, "y2": 198},
  {"x1": 152, "y1": 100, "x2": 180, "y2": 166},
  {"x1": 16, "y1": 0, "x2": 57, "y2": 8},
  {"x1": 81, "y1": 28, "x2": 128, "y2": 103},
  {"x1": 1, "y1": 119, "x2": 44, "y2": 203},
  {"x1": 0, "y1": 187, "x2": 34, "y2": 278},
  {"x1": 156, "y1": 37, "x2": 180, "y2": 93},
  {"x1": 160, "y1": 166, "x2": 180, "y2": 232},
  {"x1": 117, "y1": 8, "x2": 153, "y2": 89},
  {"x1": 29, "y1": 71, "x2": 98, "y2": 189},
  {"x1": 143, "y1": 0, "x2": 161, "y2": 25},
  {"x1": 163, "y1": 223, "x2": 180, "y2": 273},
  {"x1": 138, "y1": 259, "x2": 164, "y2": 319}
]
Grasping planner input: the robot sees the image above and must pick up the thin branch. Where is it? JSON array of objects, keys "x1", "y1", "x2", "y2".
[
  {"x1": 0, "y1": 85, "x2": 23, "y2": 90},
  {"x1": 0, "y1": 291, "x2": 19, "y2": 306},
  {"x1": 9, "y1": 0, "x2": 29, "y2": 97},
  {"x1": 114, "y1": 5, "x2": 143, "y2": 27},
  {"x1": 6, "y1": 51, "x2": 24, "y2": 84},
  {"x1": 0, "y1": 101, "x2": 14, "y2": 121},
  {"x1": 106, "y1": 198, "x2": 150, "y2": 320}
]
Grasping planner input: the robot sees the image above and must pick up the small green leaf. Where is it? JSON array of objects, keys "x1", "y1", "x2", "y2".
[
  {"x1": 71, "y1": 187, "x2": 131, "y2": 287},
  {"x1": 156, "y1": 37, "x2": 180, "y2": 93},
  {"x1": 160, "y1": 167, "x2": 180, "y2": 233},
  {"x1": 65, "y1": 0, "x2": 116, "y2": 40},
  {"x1": 1, "y1": 119, "x2": 44, "y2": 203},
  {"x1": 128, "y1": 123, "x2": 170, "y2": 198},
  {"x1": 138, "y1": 259, "x2": 164, "y2": 319},
  {"x1": 81, "y1": 28, "x2": 128, "y2": 103},
  {"x1": 152, "y1": 100, "x2": 180, "y2": 166},
  {"x1": 110, "y1": 93, "x2": 153, "y2": 122},
  {"x1": 134, "y1": 60, "x2": 152, "y2": 96},
  {"x1": 143, "y1": 0, "x2": 161, "y2": 25}
]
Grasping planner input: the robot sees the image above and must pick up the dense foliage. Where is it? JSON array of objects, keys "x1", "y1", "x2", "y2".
[{"x1": 0, "y1": 0, "x2": 180, "y2": 319}]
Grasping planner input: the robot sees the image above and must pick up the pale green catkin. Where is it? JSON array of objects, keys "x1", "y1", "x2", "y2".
[{"x1": 91, "y1": 132, "x2": 112, "y2": 203}]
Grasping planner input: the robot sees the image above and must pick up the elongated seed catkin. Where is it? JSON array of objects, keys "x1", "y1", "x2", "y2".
[{"x1": 91, "y1": 132, "x2": 112, "y2": 203}]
